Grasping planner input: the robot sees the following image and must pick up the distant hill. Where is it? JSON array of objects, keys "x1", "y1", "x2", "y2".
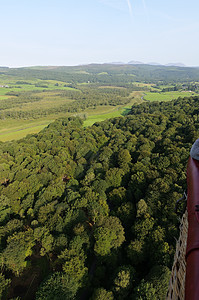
[
  {"x1": 147, "y1": 62, "x2": 162, "y2": 66},
  {"x1": 0, "y1": 66, "x2": 9, "y2": 70},
  {"x1": 128, "y1": 60, "x2": 144, "y2": 65},
  {"x1": 106, "y1": 62, "x2": 125, "y2": 65},
  {"x1": 1, "y1": 63, "x2": 199, "y2": 83},
  {"x1": 165, "y1": 63, "x2": 186, "y2": 67},
  {"x1": 127, "y1": 61, "x2": 187, "y2": 67}
]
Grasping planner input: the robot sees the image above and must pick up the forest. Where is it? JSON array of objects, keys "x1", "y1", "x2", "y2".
[{"x1": 1, "y1": 91, "x2": 199, "y2": 299}]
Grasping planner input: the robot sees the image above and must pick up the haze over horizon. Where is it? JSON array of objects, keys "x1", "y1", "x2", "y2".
[
  {"x1": 1, "y1": 61, "x2": 197, "y2": 69},
  {"x1": 1, "y1": 0, "x2": 199, "y2": 68}
]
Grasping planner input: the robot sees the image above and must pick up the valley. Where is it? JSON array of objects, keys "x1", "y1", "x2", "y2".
[{"x1": 0, "y1": 64, "x2": 198, "y2": 142}]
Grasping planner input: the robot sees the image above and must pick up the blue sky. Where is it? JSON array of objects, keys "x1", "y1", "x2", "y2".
[{"x1": 1, "y1": 0, "x2": 199, "y2": 67}]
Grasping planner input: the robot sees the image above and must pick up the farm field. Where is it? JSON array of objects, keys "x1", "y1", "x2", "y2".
[
  {"x1": 0, "y1": 89, "x2": 144, "y2": 141},
  {"x1": 0, "y1": 107, "x2": 125, "y2": 142},
  {"x1": 0, "y1": 103, "x2": 135, "y2": 142},
  {"x1": 83, "y1": 95, "x2": 142, "y2": 127},
  {"x1": 0, "y1": 88, "x2": 198, "y2": 141},
  {"x1": 0, "y1": 65, "x2": 199, "y2": 142},
  {"x1": 0, "y1": 118, "x2": 54, "y2": 142},
  {"x1": 83, "y1": 105, "x2": 128, "y2": 127},
  {"x1": 143, "y1": 91, "x2": 197, "y2": 101}
]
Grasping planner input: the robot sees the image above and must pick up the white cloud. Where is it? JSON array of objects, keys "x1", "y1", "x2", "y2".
[{"x1": 126, "y1": 0, "x2": 133, "y2": 18}]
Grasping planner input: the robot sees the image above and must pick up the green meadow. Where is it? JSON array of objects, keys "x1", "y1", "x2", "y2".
[
  {"x1": 143, "y1": 91, "x2": 197, "y2": 101},
  {"x1": 0, "y1": 108, "x2": 125, "y2": 142},
  {"x1": 0, "y1": 104, "x2": 134, "y2": 142},
  {"x1": 0, "y1": 118, "x2": 54, "y2": 142},
  {"x1": 83, "y1": 107, "x2": 125, "y2": 127},
  {"x1": 0, "y1": 89, "x2": 144, "y2": 141},
  {"x1": 1, "y1": 87, "x2": 197, "y2": 142},
  {"x1": 83, "y1": 91, "x2": 144, "y2": 126}
]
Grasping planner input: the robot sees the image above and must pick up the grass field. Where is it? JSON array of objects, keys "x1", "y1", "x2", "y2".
[
  {"x1": 0, "y1": 118, "x2": 54, "y2": 142},
  {"x1": 0, "y1": 95, "x2": 16, "y2": 100},
  {"x1": 0, "y1": 107, "x2": 124, "y2": 141},
  {"x1": 0, "y1": 91, "x2": 144, "y2": 142},
  {"x1": 0, "y1": 83, "x2": 197, "y2": 142},
  {"x1": 0, "y1": 105, "x2": 130, "y2": 142},
  {"x1": 0, "y1": 124, "x2": 49, "y2": 142},
  {"x1": 0, "y1": 76, "x2": 79, "y2": 141},
  {"x1": 143, "y1": 91, "x2": 197, "y2": 101},
  {"x1": 0, "y1": 78, "x2": 77, "y2": 98},
  {"x1": 83, "y1": 107, "x2": 123, "y2": 127},
  {"x1": 5, "y1": 97, "x2": 74, "y2": 112},
  {"x1": 83, "y1": 92, "x2": 144, "y2": 127}
]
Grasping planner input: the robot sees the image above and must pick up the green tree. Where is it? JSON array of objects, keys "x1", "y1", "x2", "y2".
[
  {"x1": 58, "y1": 236, "x2": 88, "y2": 287},
  {"x1": 90, "y1": 288, "x2": 114, "y2": 300},
  {"x1": 108, "y1": 187, "x2": 126, "y2": 207},
  {"x1": 2, "y1": 230, "x2": 35, "y2": 276},
  {"x1": 0, "y1": 274, "x2": 11, "y2": 300},
  {"x1": 146, "y1": 265, "x2": 171, "y2": 300},
  {"x1": 136, "y1": 199, "x2": 148, "y2": 218},
  {"x1": 94, "y1": 217, "x2": 125, "y2": 256},
  {"x1": 113, "y1": 266, "x2": 135, "y2": 299},
  {"x1": 115, "y1": 202, "x2": 134, "y2": 227},
  {"x1": 133, "y1": 280, "x2": 156, "y2": 300},
  {"x1": 148, "y1": 226, "x2": 170, "y2": 265},
  {"x1": 133, "y1": 213, "x2": 154, "y2": 240},
  {"x1": 127, "y1": 239, "x2": 146, "y2": 265},
  {"x1": 0, "y1": 196, "x2": 11, "y2": 225},
  {"x1": 36, "y1": 272, "x2": 79, "y2": 300},
  {"x1": 105, "y1": 168, "x2": 124, "y2": 188},
  {"x1": 118, "y1": 149, "x2": 131, "y2": 168},
  {"x1": 34, "y1": 227, "x2": 54, "y2": 256}
]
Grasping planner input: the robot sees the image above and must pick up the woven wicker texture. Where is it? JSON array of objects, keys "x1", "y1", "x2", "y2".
[{"x1": 166, "y1": 211, "x2": 188, "y2": 300}]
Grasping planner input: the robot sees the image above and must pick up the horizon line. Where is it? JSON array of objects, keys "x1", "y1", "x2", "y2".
[{"x1": 1, "y1": 61, "x2": 199, "y2": 69}]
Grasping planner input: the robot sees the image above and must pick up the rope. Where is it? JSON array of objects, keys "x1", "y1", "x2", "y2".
[{"x1": 167, "y1": 210, "x2": 188, "y2": 300}]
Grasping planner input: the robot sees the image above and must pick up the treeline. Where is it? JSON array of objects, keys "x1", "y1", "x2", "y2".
[
  {"x1": 0, "y1": 96, "x2": 42, "y2": 111},
  {"x1": 161, "y1": 83, "x2": 199, "y2": 92},
  {"x1": 0, "y1": 96, "x2": 198, "y2": 299}
]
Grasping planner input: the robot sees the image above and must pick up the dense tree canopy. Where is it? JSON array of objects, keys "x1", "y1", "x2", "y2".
[{"x1": 0, "y1": 95, "x2": 198, "y2": 299}]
